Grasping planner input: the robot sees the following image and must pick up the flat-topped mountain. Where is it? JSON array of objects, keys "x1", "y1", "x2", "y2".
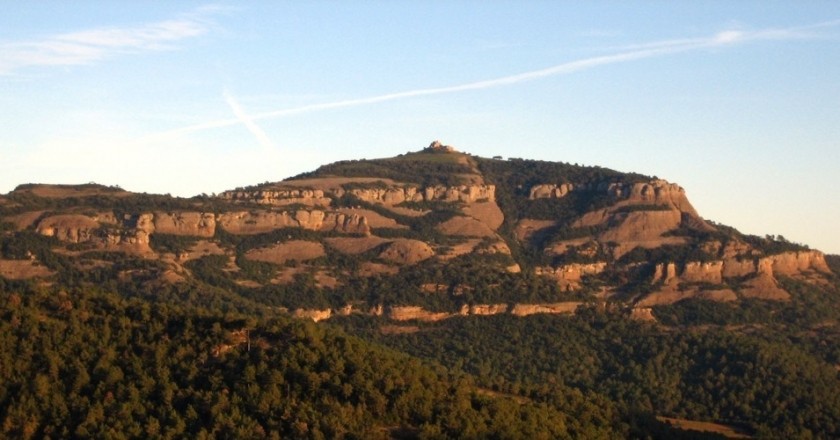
[{"x1": 0, "y1": 141, "x2": 833, "y2": 321}]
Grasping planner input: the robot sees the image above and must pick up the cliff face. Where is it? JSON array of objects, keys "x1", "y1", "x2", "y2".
[
  {"x1": 532, "y1": 179, "x2": 714, "y2": 260},
  {"x1": 638, "y1": 250, "x2": 831, "y2": 306},
  {"x1": 291, "y1": 301, "x2": 584, "y2": 322},
  {"x1": 219, "y1": 189, "x2": 331, "y2": 207},
  {"x1": 153, "y1": 212, "x2": 216, "y2": 237},
  {"x1": 218, "y1": 210, "x2": 369, "y2": 235},
  {"x1": 530, "y1": 179, "x2": 697, "y2": 216},
  {"x1": 651, "y1": 250, "x2": 830, "y2": 286},
  {"x1": 346, "y1": 184, "x2": 495, "y2": 205},
  {"x1": 536, "y1": 263, "x2": 607, "y2": 290}
]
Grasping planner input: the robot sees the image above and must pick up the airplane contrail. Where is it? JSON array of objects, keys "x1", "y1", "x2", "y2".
[
  {"x1": 146, "y1": 21, "x2": 840, "y2": 141},
  {"x1": 223, "y1": 89, "x2": 276, "y2": 151}
]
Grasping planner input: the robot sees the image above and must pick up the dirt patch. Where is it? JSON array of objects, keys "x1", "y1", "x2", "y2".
[
  {"x1": 437, "y1": 239, "x2": 481, "y2": 260},
  {"x1": 475, "y1": 388, "x2": 531, "y2": 405},
  {"x1": 739, "y1": 274, "x2": 790, "y2": 300},
  {"x1": 3, "y1": 210, "x2": 46, "y2": 230},
  {"x1": 657, "y1": 416, "x2": 751, "y2": 439},
  {"x1": 271, "y1": 266, "x2": 308, "y2": 284},
  {"x1": 462, "y1": 201, "x2": 504, "y2": 231},
  {"x1": 421, "y1": 283, "x2": 448, "y2": 294},
  {"x1": 236, "y1": 279, "x2": 263, "y2": 288},
  {"x1": 15, "y1": 184, "x2": 132, "y2": 199},
  {"x1": 358, "y1": 262, "x2": 399, "y2": 277},
  {"x1": 159, "y1": 269, "x2": 186, "y2": 284},
  {"x1": 183, "y1": 240, "x2": 226, "y2": 261},
  {"x1": 325, "y1": 236, "x2": 389, "y2": 255},
  {"x1": 315, "y1": 271, "x2": 339, "y2": 289},
  {"x1": 436, "y1": 216, "x2": 495, "y2": 237},
  {"x1": 380, "y1": 205, "x2": 429, "y2": 217},
  {"x1": 514, "y1": 219, "x2": 557, "y2": 241},
  {"x1": 636, "y1": 288, "x2": 739, "y2": 307},
  {"x1": 0, "y1": 259, "x2": 54, "y2": 280},
  {"x1": 378, "y1": 239, "x2": 434, "y2": 265},
  {"x1": 336, "y1": 208, "x2": 406, "y2": 229},
  {"x1": 245, "y1": 240, "x2": 325, "y2": 265}
]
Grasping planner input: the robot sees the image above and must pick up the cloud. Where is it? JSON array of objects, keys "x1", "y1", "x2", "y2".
[
  {"x1": 223, "y1": 89, "x2": 276, "y2": 151},
  {"x1": 0, "y1": 7, "x2": 217, "y2": 75},
  {"x1": 152, "y1": 19, "x2": 840, "y2": 139}
]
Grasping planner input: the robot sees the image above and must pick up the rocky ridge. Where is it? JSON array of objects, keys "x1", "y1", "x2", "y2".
[{"x1": 1, "y1": 143, "x2": 835, "y2": 323}]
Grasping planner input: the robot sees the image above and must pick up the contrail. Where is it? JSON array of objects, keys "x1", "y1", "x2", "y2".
[
  {"x1": 148, "y1": 21, "x2": 840, "y2": 140},
  {"x1": 223, "y1": 89, "x2": 276, "y2": 151}
]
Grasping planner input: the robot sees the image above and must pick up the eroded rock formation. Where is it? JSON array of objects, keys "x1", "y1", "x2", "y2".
[
  {"x1": 219, "y1": 188, "x2": 331, "y2": 207},
  {"x1": 536, "y1": 263, "x2": 607, "y2": 290},
  {"x1": 218, "y1": 210, "x2": 369, "y2": 235}
]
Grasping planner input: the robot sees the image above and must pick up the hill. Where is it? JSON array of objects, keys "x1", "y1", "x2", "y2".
[{"x1": 1, "y1": 141, "x2": 839, "y2": 438}]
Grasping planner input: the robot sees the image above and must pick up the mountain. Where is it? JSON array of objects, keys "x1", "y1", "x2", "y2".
[
  {"x1": 2, "y1": 141, "x2": 840, "y2": 438},
  {"x1": 1, "y1": 141, "x2": 832, "y2": 318}
]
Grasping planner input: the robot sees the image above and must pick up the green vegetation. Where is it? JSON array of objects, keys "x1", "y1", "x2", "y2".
[
  {"x1": 292, "y1": 153, "x2": 475, "y2": 187},
  {"x1": 0, "y1": 284, "x2": 629, "y2": 439},
  {"x1": 336, "y1": 309, "x2": 840, "y2": 439}
]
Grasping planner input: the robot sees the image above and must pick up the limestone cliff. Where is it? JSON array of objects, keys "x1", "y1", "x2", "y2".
[
  {"x1": 639, "y1": 250, "x2": 831, "y2": 305},
  {"x1": 153, "y1": 212, "x2": 216, "y2": 237},
  {"x1": 530, "y1": 179, "x2": 698, "y2": 216},
  {"x1": 536, "y1": 263, "x2": 607, "y2": 290},
  {"x1": 218, "y1": 210, "x2": 369, "y2": 235},
  {"x1": 36, "y1": 214, "x2": 102, "y2": 243},
  {"x1": 346, "y1": 184, "x2": 495, "y2": 205},
  {"x1": 219, "y1": 188, "x2": 331, "y2": 207}
]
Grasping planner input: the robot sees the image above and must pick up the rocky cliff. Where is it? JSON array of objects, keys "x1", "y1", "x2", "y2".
[
  {"x1": 345, "y1": 184, "x2": 495, "y2": 205},
  {"x1": 636, "y1": 250, "x2": 831, "y2": 306},
  {"x1": 219, "y1": 210, "x2": 369, "y2": 235}
]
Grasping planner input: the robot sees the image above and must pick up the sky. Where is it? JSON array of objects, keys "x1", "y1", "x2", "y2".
[{"x1": 1, "y1": 2, "x2": 839, "y2": 254}]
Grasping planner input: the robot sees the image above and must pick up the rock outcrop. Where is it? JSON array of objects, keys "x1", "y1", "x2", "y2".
[
  {"x1": 347, "y1": 184, "x2": 495, "y2": 205},
  {"x1": 36, "y1": 214, "x2": 102, "y2": 243},
  {"x1": 468, "y1": 304, "x2": 509, "y2": 315},
  {"x1": 153, "y1": 212, "x2": 216, "y2": 237},
  {"x1": 244, "y1": 240, "x2": 326, "y2": 265},
  {"x1": 640, "y1": 250, "x2": 831, "y2": 306},
  {"x1": 388, "y1": 306, "x2": 451, "y2": 322},
  {"x1": 509, "y1": 302, "x2": 582, "y2": 316},
  {"x1": 293, "y1": 308, "x2": 332, "y2": 322},
  {"x1": 287, "y1": 301, "x2": 585, "y2": 322},
  {"x1": 630, "y1": 307, "x2": 657, "y2": 321},
  {"x1": 219, "y1": 188, "x2": 332, "y2": 207},
  {"x1": 378, "y1": 239, "x2": 435, "y2": 265},
  {"x1": 530, "y1": 183, "x2": 575, "y2": 200},
  {"x1": 652, "y1": 251, "x2": 830, "y2": 287},
  {"x1": 536, "y1": 263, "x2": 607, "y2": 290},
  {"x1": 530, "y1": 179, "x2": 698, "y2": 216},
  {"x1": 436, "y1": 216, "x2": 496, "y2": 237},
  {"x1": 218, "y1": 210, "x2": 369, "y2": 235}
]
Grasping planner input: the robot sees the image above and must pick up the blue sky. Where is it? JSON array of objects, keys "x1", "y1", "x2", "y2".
[{"x1": 1, "y1": 2, "x2": 839, "y2": 254}]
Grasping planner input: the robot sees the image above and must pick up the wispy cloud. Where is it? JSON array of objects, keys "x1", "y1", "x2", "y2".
[
  {"x1": 151, "y1": 20, "x2": 840, "y2": 139},
  {"x1": 223, "y1": 89, "x2": 276, "y2": 151},
  {"x1": 0, "y1": 6, "x2": 218, "y2": 75}
]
